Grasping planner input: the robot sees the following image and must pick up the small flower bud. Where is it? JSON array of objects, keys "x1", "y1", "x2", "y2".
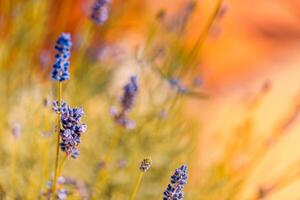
[{"x1": 139, "y1": 157, "x2": 152, "y2": 172}]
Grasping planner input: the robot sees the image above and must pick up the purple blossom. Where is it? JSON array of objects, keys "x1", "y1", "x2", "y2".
[
  {"x1": 163, "y1": 165, "x2": 188, "y2": 200},
  {"x1": 139, "y1": 157, "x2": 152, "y2": 172},
  {"x1": 52, "y1": 101, "x2": 87, "y2": 159},
  {"x1": 111, "y1": 76, "x2": 138, "y2": 129},
  {"x1": 91, "y1": 0, "x2": 111, "y2": 25},
  {"x1": 43, "y1": 177, "x2": 68, "y2": 200},
  {"x1": 121, "y1": 76, "x2": 138, "y2": 112},
  {"x1": 56, "y1": 188, "x2": 68, "y2": 200},
  {"x1": 52, "y1": 33, "x2": 72, "y2": 82},
  {"x1": 11, "y1": 123, "x2": 21, "y2": 138}
]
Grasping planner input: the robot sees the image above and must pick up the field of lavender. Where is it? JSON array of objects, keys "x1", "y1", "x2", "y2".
[{"x1": 1, "y1": 0, "x2": 300, "y2": 199}]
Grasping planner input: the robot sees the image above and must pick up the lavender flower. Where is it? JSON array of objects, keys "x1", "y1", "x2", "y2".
[
  {"x1": 56, "y1": 188, "x2": 68, "y2": 200},
  {"x1": 43, "y1": 177, "x2": 68, "y2": 200},
  {"x1": 43, "y1": 96, "x2": 51, "y2": 107},
  {"x1": 168, "y1": 77, "x2": 187, "y2": 94},
  {"x1": 172, "y1": 1, "x2": 196, "y2": 34},
  {"x1": 91, "y1": 0, "x2": 110, "y2": 25},
  {"x1": 121, "y1": 76, "x2": 138, "y2": 112},
  {"x1": 52, "y1": 101, "x2": 87, "y2": 159},
  {"x1": 163, "y1": 165, "x2": 188, "y2": 200},
  {"x1": 52, "y1": 101, "x2": 69, "y2": 114},
  {"x1": 11, "y1": 123, "x2": 21, "y2": 138},
  {"x1": 52, "y1": 33, "x2": 72, "y2": 82},
  {"x1": 111, "y1": 76, "x2": 138, "y2": 129},
  {"x1": 139, "y1": 157, "x2": 152, "y2": 172}
]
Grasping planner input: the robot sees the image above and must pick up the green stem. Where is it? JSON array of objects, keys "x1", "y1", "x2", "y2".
[
  {"x1": 188, "y1": 0, "x2": 223, "y2": 60},
  {"x1": 129, "y1": 172, "x2": 144, "y2": 200},
  {"x1": 181, "y1": 0, "x2": 223, "y2": 77},
  {"x1": 91, "y1": 128, "x2": 122, "y2": 197},
  {"x1": 52, "y1": 82, "x2": 62, "y2": 199},
  {"x1": 57, "y1": 154, "x2": 68, "y2": 178}
]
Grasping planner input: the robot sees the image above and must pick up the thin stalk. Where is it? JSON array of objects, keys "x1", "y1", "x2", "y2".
[
  {"x1": 237, "y1": 97, "x2": 300, "y2": 181},
  {"x1": 57, "y1": 154, "x2": 68, "y2": 178},
  {"x1": 270, "y1": 172, "x2": 300, "y2": 197},
  {"x1": 75, "y1": 21, "x2": 94, "y2": 70},
  {"x1": 250, "y1": 160, "x2": 300, "y2": 200},
  {"x1": 52, "y1": 82, "x2": 62, "y2": 199},
  {"x1": 188, "y1": 0, "x2": 223, "y2": 61},
  {"x1": 92, "y1": 128, "x2": 122, "y2": 197},
  {"x1": 234, "y1": 97, "x2": 300, "y2": 200},
  {"x1": 129, "y1": 172, "x2": 144, "y2": 200},
  {"x1": 58, "y1": 0, "x2": 71, "y2": 32},
  {"x1": 175, "y1": 0, "x2": 223, "y2": 80},
  {"x1": 106, "y1": 130, "x2": 122, "y2": 162},
  {"x1": 8, "y1": 138, "x2": 17, "y2": 199}
]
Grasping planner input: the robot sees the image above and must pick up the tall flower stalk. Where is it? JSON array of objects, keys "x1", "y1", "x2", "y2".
[
  {"x1": 51, "y1": 33, "x2": 72, "y2": 198},
  {"x1": 52, "y1": 81, "x2": 62, "y2": 199},
  {"x1": 188, "y1": 0, "x2": 223, "y2": 62},
  {"x1": 129, "y1": 157, "x2": 152, "y2": 200},
  {"x1": 50, "y1": 100, "x2": 87, "y2": 199}
]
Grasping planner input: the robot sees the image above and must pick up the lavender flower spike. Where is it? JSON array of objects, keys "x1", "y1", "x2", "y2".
[
  {"x1": 139, "y1": 157, "x2": 152, "y2": 172},
  {"x1": 52, "y1": 101, "x2": 87, "y2": 159},
  {"x1": 52, "y1": 33, "x2": 72, "y2": 82},
  {"x1": 121, "y1": 75, "x2": 138, "y2": 112},
  {"x1": 111, "y1": 75, "x2": 138, "y2": 129},
  {"x1": 163, "y1": 165, "x2": 188, "y2": 200},
  {"x1": 91, "y1": 0, "x2": 111, "y2": 25}
]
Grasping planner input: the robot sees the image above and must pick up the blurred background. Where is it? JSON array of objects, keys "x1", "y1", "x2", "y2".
[{"x1": 1, "y1": 0, "x2": 300, "y2": 199}]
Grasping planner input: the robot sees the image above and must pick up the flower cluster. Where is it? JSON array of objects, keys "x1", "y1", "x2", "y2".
[
  {"x1": 163, "y1": 165, "x2": 188, "y2": 200},
  {"x1": 52, "y1": 33, "x2": 72, "y2": 82},
  {"x1": 139, "y1": 157, "x2": 152, "y2": 172},
  {"x1": 52, "y1": 101, "x2": 87, "y2": 159},
  {"x1": 91, "y1": 0, "x2": 110, "y2": 25},
  {"x1": 110, "y1": 76, "x2": 138, "y2": 129},
  {"x1": 121, "y1": 76, "x2": 138, "y2": 112},
  {"x1": 43, "y1": 177, "x2": 68, "y2": 200}
]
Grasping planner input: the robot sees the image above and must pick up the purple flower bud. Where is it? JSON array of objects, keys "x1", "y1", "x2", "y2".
[
  {"x1": 52, "y1": 33, "x2": 72, "y2": 82},
  {"x1": 163, "y1": 165, "x2": 188, "y2": 200},
  {"x1": 139, "y1": 157, "x2": 152, "y2": 172},
  {"x1": 91, "y1": 0, "x2": 111, "y2": 25}
]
